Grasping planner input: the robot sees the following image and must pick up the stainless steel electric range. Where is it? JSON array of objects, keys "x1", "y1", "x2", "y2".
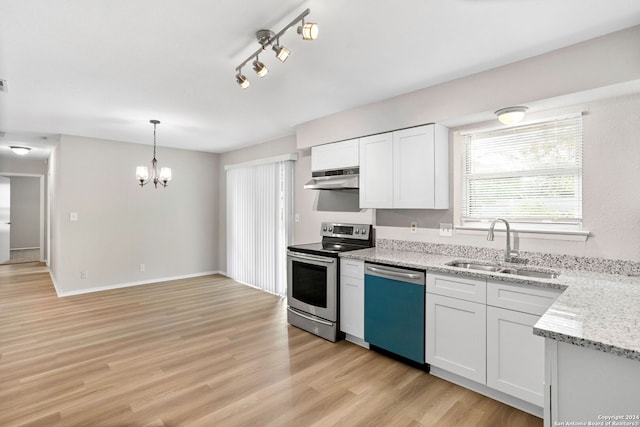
[{"x1": 286, "y1": 222, "x2": 374, "y2": 341}]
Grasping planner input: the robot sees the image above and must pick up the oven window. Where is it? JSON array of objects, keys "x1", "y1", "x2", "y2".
[{"x1": 291, "y1": 261, "x2": 328, "y2": 308}]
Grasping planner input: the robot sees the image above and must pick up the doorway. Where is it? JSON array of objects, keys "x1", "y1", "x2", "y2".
[{"x1": 0, "y1": 174, "x2": 45, "y2": 265}]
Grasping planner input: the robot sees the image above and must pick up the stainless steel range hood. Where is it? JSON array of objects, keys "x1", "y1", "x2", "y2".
[{"x1": 304, "y1": 168, "x2": 359, "y2": 190}]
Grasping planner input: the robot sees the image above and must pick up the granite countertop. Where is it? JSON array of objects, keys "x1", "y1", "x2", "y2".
[{"x1": 340, "y1": 247, "x2": 640, "y2": 362}]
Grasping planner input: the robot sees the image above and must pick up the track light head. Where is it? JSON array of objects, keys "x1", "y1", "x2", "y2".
[
  {"x1": 297, "y1": 21, "x2": 318, "y2": 40},
  {"x1": 273, "y1": 42, "x2": 290, "y2": 62},
  {"x1": 236, "y1": 72, "x2": 250, "y2": 89},
  {"x1": 252, "y1": 58, "x2": 268, "y2": 77}
]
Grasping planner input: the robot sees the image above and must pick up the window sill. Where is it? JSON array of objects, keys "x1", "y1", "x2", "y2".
[{"x1": 455, "y1": 226, "x2": 590, "y2": 242}]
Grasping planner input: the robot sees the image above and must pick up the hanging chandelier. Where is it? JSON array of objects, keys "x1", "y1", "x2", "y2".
[{"x1": 136, "y1": 120, "x2": 172, "y2": 188}]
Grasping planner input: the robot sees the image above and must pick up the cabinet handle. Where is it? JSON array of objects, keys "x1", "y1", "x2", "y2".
[{"x1": 366, "y1": 265, "x2": 422, "y2": 280}]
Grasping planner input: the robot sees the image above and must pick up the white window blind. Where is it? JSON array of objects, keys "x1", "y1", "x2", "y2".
[
  {"x1": 226, "y1": 160, "x2": 294, "y2": 296},
  {"x1": 462, "y1": 114, "x2": 583, "y2": 228}
]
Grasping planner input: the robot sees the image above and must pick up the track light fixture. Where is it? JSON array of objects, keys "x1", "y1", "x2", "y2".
[{"x1": 234, "y1": 8, "x2": 317, "y2": 89}]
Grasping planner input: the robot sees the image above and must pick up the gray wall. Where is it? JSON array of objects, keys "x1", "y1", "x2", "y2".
[
  {"x1": 49, "y1": 135, "x2": 219, "y2": 294},
  {"x1": 9, "y1": 176, "x2": 40, "y2": 248}
]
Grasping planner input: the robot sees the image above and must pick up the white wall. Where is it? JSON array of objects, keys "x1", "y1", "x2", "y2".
[
  {"x1": 290, "y1": 25, "x2": 640, "y2": 262},
  {"x1": 49, "y1": 135, "x2": 219, "y2": 295},
  {"x1": 9, "y1": 176, "x2": 40, "y2": 249},
  {"x1": 296, "y1": 25, "x2": 640, "y2": 148}
]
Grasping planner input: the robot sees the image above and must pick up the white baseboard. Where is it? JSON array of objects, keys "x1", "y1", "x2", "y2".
[{"x1": 55, "y1": 271, "x2": 222, "y2": 297}]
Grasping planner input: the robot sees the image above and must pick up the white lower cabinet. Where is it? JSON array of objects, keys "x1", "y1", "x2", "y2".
[
  {"x1": 486, "y1": 306, "x2": 545, "y2": 407},
  {"x1": 426, "y1": 272, "x2": 562, "y2": 417},
  {"x1": 426, "y1": 293, "x2": 486, "y2": 384},
  {"x1": 340, "y1": 259, "x2": 366, "y2": 346}
]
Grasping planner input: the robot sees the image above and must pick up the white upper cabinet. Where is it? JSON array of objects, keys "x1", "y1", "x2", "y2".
[
  {"x1": 359, "y1": 133, "x2": 394, "y2": 208},
  {"x1": 360, "y1": 124, "x2": 449, "y2": 209},
  {"x1": 311, "y1": 139, "x2": 359, "y2": 172}
]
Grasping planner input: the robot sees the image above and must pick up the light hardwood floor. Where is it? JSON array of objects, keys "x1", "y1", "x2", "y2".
[{"x1": 0, "y1": 263, "x2": 542, "y2": 427}]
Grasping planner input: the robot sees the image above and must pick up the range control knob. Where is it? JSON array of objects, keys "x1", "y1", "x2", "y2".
[
  {"x1": 328, "y1": 227, "x2": 333, "y2": 232},
  {"x1": 361, "y1": 227, "x2": 367, "y2": 234},
  {"x1": 322, "y1": 225, "x2": 327, "y2": 231},
  {"x1": 355, "y1": 228, "x2": 360, "y2": 234}
]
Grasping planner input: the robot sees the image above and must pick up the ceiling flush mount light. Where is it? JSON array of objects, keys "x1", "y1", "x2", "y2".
[
  {"x1": 136, "y1": 120, "x2": 172, "y2": 188},
  {"x1": 495, "y1": 106, "x2": 528, "y2": 125},
  {"x1": 234, "y1": 8, "x2": 317, "y2": 89},
  {"x1": 10, "y1": 146, "x2": 31, "y2": 155}
]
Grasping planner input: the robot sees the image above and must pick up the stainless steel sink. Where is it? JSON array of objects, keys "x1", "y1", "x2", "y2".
[
  {"x1": 498, "y1": 268, "x2": 560, "y2": 279},
  {"x1": 447, "y1": 261, "x2": 560, "y2": 279},
  {"x1": 446, "y1": 261, "x2": 502, "y2": 272}
]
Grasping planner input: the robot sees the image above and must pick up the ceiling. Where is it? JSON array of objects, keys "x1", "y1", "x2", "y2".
[{"x1": 1, "y1": 0, "x2": 639, "y2": 158}]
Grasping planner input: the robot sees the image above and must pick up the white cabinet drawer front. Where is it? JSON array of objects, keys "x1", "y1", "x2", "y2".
[
  {"x1": 487, "y1": 307, "x2": 545, "y2": 407},
  {"x1": 340, "y1": 258, "x2": 364, "y2": 279},
  {"x1": 487, "y1": 281, "x2": 562, "y2": 315},
  {"x1": 426, "y1": 273, "x2": 486, "y2": 303},
  {"x1": 426, "y1": 293, "x2": 486, "y2": 384}
]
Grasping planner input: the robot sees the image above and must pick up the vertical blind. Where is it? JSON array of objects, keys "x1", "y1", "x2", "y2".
[
  {"x1": 226, "y1": 160, "x2": 294, "y2": 296},
  {"x1": 462, "y1": 114, "x2": 583, "y2": 226}
]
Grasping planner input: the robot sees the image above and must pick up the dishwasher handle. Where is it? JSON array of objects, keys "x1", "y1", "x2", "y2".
[{"x1": 365, "y1": 264, "x2": 425, "y2": 285}]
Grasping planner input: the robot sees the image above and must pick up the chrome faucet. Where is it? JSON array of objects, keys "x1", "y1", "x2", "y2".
[{"x1": 487, "y1": 218, "x2": 520, "y2": 262}]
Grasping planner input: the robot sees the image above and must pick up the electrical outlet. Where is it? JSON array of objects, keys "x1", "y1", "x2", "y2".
[
  {"x1": 410, "y1": 222, "x2": 418, "y2": 233},
  {"x1": 439, "y1": 223, "x2": 453, "y2": 237},
  {"x1": 140, "y1": 263, "x2": 145, "y2": 272},
  {"x1": 80, "y1": 270, "x2": 88, "y2": 279}
]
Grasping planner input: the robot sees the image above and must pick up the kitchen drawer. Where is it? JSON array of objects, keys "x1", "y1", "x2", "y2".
[
  {"x1": 426, "y1": 272, "x2": 486, "y2": 303},
  {"x1": 487, "y1": 280, "x2": 562, "y2": 316},
  {"x1": 341, "y1": 258, "x2": 364, "y2": 279}
]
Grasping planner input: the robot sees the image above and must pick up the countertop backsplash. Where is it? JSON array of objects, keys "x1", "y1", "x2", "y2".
[{"x1": 375, "y1": 239, "x2": 640, "y2": 276}]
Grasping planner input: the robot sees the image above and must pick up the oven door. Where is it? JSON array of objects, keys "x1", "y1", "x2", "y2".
[{"x1": 287, "y1": 250, "x2": 337, "y2": 322}]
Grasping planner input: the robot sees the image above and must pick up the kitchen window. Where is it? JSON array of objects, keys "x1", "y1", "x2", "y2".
[{"x1": 461, "y1": 113, "x2": 583, "y2": 232}]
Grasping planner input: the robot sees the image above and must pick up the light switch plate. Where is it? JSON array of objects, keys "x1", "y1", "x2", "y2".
[
  {"x1": 69, "y1": 212, "x2": 78, "y2": 222},
  {"x1": 439, "y1": 223, "x2": 453, "y2": 237}
]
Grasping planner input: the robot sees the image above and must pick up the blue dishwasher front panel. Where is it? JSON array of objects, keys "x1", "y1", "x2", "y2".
[{"x1": 364, "y1": 274, "x2": 425, "y2": 363}]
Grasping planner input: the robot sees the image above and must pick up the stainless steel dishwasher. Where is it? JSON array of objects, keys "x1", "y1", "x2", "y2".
[{"x1": 364, "y1": 263, "x2": 425, "y2": 364}]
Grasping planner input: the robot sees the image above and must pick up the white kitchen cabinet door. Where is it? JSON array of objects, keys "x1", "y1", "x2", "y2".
[
  {"x1": 426, "y1": 293, "x2": 486, "y2": 383},
  {"x1": 311, "y1": 139, "x2": 359, "y2": 172},
  {"x1": 340, "y1": 259, "x2": 365, "y2": 341},
  {"x1": 359, "y1": 132, "x2": 393, "y2": 208},
  {"x1": 486, "y1": 306, "x2": 545, "y2": 407},
  {"x1": 393, "y1": 124, "x2": 448, "y2": 209},
  {"x1": 393, "y1": 126, "x2": 434, "y2": 208}
]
